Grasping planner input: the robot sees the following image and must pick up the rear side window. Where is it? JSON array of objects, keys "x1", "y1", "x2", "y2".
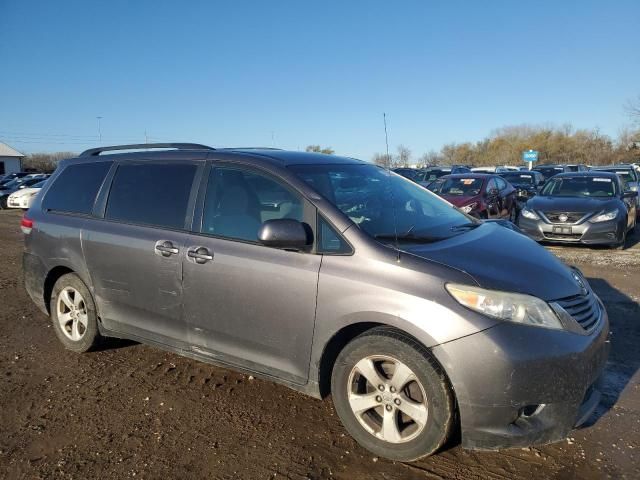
[
  {"x1": 43, "y1": 162, "x2": 112, "y2": 214},
  {"x1": 105, "y1": 163, "x2": 197, "y2": 230}
]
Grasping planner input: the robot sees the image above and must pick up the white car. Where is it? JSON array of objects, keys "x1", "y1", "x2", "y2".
[{"x1": 7, "y1": 179, "x2": 47, "y2": 209}]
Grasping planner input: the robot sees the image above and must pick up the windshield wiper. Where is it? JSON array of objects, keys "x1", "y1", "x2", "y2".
[
  {"x1": 375, "y1": 235, "x2": 445, "y2": 243},
  {"x1": 374, "y1": 232, "x2": 446, "y2": 243}
]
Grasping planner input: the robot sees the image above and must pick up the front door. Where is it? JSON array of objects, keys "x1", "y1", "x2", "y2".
[
  {"x1": 83, "y1": 161, "x2": 201, "y2": 343},
  {"x1": 181, "y1": 164, "x2": 321, "y2": 384}
]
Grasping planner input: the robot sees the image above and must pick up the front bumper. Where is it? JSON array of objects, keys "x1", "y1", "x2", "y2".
[
  {"x1": 431, "y1": 298, "x2": 610, "y2": 450},
  {"x1": 517, "y1": 215, "x2": 623, "y2": 245}
]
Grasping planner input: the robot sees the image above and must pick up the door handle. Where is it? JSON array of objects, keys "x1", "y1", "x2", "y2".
[
  {"x1": 155, "y1": 240, "x2": 179, "y2": 257},
  {"x1": 187, "y1": 246, "x2": 213, "y2": 264}
]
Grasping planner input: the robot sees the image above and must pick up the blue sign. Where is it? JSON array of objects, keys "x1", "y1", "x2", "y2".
[{"x1": 522, "y1": 150, "x2": 538, "y2": 162}]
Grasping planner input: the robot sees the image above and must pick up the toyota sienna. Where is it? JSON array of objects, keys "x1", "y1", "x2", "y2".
[{"x1": 22, "y1": 143, "x2": 609, "y2": 461}]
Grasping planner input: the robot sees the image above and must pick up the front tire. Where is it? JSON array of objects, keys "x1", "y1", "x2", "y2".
[
  {"x1": 331, "y1": 328, "x2": 455, "y2": 462},
  {"x1": 50, "y1": 273, "x2": 101, "y2": 352}
]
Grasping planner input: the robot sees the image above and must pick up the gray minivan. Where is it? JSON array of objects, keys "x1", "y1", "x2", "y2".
[{"x1": 22, "y1": 144, "x2": 609, "y2": 461}]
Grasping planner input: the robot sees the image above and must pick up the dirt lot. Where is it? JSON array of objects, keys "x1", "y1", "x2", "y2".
[{"x1": 0, "y1": 209, "x2": 638, "y2": 480}]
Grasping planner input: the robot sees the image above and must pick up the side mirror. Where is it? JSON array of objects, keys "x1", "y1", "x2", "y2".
[
  {"x1": 623, "y1": 191, "x2": 638, "y2": 199},
  {"x1": 258, "y1": 219, "x2": 312, "y2": 250}
]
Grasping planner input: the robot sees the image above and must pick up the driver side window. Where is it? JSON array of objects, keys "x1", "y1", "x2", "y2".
[{"x1": 202, "y1": 167, "x2": 303, "y2": 242}]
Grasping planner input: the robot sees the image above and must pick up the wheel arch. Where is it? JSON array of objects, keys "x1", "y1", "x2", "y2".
[
  {"x1": 43, "y1": 265, "x2": 75, "y2": 314},
  {"x1": 317, "y1": 322, "x2": 456, "y2": 404}
]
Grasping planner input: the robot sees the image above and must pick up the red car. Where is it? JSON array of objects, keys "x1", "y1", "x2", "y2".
[{"x1": 427, "y1": 173, "x2": 517, "y2": 221}]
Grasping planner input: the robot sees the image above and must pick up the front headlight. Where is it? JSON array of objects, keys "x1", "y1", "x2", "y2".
[
  {"x1": 460, "y1": 202, "x2": 477, "y2": 214},
  {"x1": 446, "y1": 283, "x2": 563, "y2": 330},
  {"x1": 521, "y1": 207, "x2": 539, "y2": 220},
  {"x1": 589, "y1": 210, "x2": 618, "y2": 223}
]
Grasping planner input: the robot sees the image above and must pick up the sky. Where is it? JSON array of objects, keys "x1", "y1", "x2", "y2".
[{"x1": 1, "y1": 0, "x2": 639, "y2": 160}]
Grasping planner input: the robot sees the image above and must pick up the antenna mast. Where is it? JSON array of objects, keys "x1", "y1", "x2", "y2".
[{"x1": 383, "y1": 112, "x2": 400, "y2": 261}]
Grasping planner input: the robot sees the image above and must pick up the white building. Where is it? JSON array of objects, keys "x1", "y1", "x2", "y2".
[{"x1": 0, "y1": 142, "x2": 25, "y2": 175}]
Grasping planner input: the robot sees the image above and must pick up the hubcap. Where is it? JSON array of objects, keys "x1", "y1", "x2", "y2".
[
  {"x1": 57, "y1": 287, "x2": 88, "y2": 341},
  {"x1": 347, "y1": 355, "x2": 428, "y2": 444}
]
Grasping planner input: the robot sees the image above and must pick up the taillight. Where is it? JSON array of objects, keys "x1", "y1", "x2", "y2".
[{"x1": 20, "y1": 215, "x2": 34, "y2": 234}]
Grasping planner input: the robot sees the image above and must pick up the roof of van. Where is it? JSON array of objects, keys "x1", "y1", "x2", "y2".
[{"x1": 75, "y1": 144, "x2": 366, "y2": 166}]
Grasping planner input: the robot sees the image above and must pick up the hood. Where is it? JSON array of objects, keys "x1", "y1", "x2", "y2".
[
  {"x1": 402, "y1": 222, "x2": 582, "y2": 300},
  {"x1": 9, "y1": 187, "x2": 40, "y2": 199},
  {"x1": 527, "y1": 195, "x2": 620, "y2": 214},
  {"x1": 440, "y1": 194, "x2": 479, "y2": 208}
]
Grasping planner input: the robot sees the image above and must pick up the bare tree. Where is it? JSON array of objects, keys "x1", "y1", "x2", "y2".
[
  {"x1": 305, "y1": 145, "x2": 335, "y2": 154},
  {"x1": 396, "y1": 144, "x2": 411, "y2": 167},
  {"x1": 372, "y1": 153, "x2": 393, "y2": 168},
  {"x1": 418, "y1": 150, "x2": 442, "y2": 167},
  {"x1": 625, "y1": 95, "x2": 640, "y2": 124},
  {"x1": 23, "y1": 152, "x2": 76, "y2": 173}
]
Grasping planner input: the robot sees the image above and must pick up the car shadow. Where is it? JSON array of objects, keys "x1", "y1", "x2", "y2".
[
  {"x1": 579, "y1": 277, "x2": 640, "y2": 427},
  {"x1": 91, "y1": 338, "x2": 138, "y2": 352}
]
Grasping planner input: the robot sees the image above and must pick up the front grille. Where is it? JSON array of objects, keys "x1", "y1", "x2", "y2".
[
  {"x1": 543, "y1": 232, "x2": 583, "y2": 241},
  {"x1": 543, "y1": 212, "x2": 585, "y2": 224},
  {"x1": 555, "y1": 291, "x2": 600, "y2": 332}
]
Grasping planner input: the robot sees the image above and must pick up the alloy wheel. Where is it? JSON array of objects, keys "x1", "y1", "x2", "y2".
[
  {"x1": 57, "y1": 287, "x2": 88, "y2": 341},
  {"x1": 347, "y1": 355, "x2": 428, "y2": 444}
]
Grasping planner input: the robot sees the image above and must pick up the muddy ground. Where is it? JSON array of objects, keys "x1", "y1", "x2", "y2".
[{"x1": 0, "y1": 209, "x2": 638, "y2": 480}]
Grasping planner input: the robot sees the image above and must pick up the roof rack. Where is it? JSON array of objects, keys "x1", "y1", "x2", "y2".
[
  {"x1": 80, "y1": 143, "x2": 215, "y2": 157},
  {"x1": 220, "y1": 147, "x2": 283, "y2": 151}
]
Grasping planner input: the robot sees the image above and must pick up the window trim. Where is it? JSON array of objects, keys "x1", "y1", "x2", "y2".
[
  {"x1": 95, "y1": 159, "x2": 203, "y2": 232},
  {"x1": 191, "y1": 161, "x2": 317, "y2": 252}
]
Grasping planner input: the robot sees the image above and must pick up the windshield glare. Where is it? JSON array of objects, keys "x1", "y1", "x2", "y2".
[
  {"x1": 289, "y1": 164, "x2": 471, "y2": 241},
  {"x1": 541, "y1": 177, "x2": 617, "y2": 198}
]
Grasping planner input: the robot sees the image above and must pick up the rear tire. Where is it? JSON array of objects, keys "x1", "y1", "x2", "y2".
[
  {"x1": 331, "y1": 327, "x2": 455, "y2": 462},
  {"x1": 50, "y1": 273, "x2": 102, "y2": 353}
]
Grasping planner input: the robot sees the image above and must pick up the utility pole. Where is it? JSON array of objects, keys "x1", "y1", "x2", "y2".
[{"x1": 96, "y1": 116, "x2": 103, "y2": 142}]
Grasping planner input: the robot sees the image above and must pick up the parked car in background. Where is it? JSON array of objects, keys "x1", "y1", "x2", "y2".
[
  {"x1": 532, "y1": 164, "x2": 587, "y2": 180},
  {"x1": 419, "y1": 165, "x2": 471, "y2": 187},
  {"x1": 0, "y1": 176, "x2": 49, "y2": 209},
  {"x1": 495, "y1": 166, "x2": 520, "y2": 173},
  {"x1": 498, "y1": 171, "x2": 546, "y2": 209},
  {"x1": 564, "y1": 164, "x2": 589, "y2": 172},
  {"x1": 591, "y1": 165, "x2": 639, "y2": 209},
  {"x1": 518, "y1": 172, "x2": 637, "y2": 249},
  {"x1": 392, "y1": 167, "x2": 423, "y2": 182},
  {"x1": 428, "y1": 173, "x2": 517, "y2": 220},
  {"x1": 7, "y1": 178, "x2": 48, "y2": 210},
  {"x1": 0, "y1": 172, "x2": 30, "y2": 187},
  {"x1": 22, "y1": 143, "x2": 609, "y2": 461}
]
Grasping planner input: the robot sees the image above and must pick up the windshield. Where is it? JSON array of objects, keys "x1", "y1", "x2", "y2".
[
  {"x1": 289, "y1": 164, "x2": 472, "y2": 241},
  {"x1": 501, "y1": 173, "x2": 534, "y2": 185},
  {"x1": 423, "y1": 169, "x2": 449, "y2": 182},
  {"x1": 541, "y1": 176, "x2": 617, "y2": 198},
  {"x1": 595, "y1": 169, "x2": 638, "y2": 182},
  {"x1": 437, "y1": 177, "x2": 483, "y2": 196}
]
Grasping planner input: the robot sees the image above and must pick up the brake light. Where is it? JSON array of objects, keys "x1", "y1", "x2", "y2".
[{"x1": 20, "y1": 216, "x2": 34, "y2": 234}]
